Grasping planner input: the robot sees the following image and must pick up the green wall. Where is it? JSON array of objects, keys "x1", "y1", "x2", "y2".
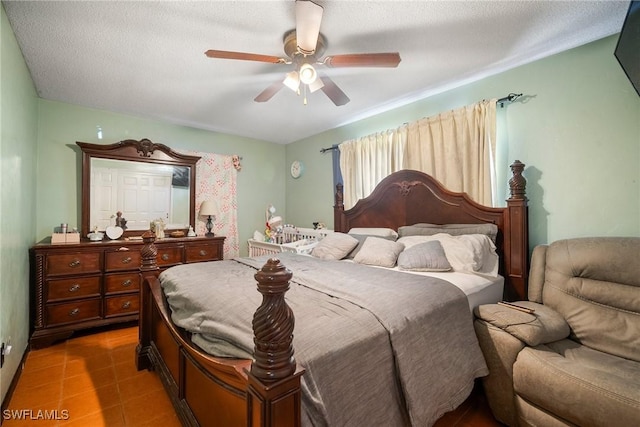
[
  {"x1": 35, "y1": 100, "x2": 286, "y2": 256},
  {"x1": 0, "y1": 4, "x2": 38, "y2": 402},
  {"x1": 285, "y1": 35, "x2": 640, "y2": 249}
]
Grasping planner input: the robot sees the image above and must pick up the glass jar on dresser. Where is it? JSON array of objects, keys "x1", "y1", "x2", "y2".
[{"x1": 30, "y1": 235, "x2": 225, "y2": 348}]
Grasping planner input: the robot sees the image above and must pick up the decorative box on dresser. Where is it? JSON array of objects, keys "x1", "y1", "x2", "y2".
[{"x1": 30, "y1": 235, "x2": 225, "y2": 348}]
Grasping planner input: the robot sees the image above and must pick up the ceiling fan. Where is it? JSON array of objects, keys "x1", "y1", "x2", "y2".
[{"x1": 205, "y1": 0, "x2": 401, "y2": 106}]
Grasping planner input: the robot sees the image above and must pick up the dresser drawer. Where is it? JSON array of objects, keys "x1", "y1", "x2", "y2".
[
  {"x1": 46, "y1": 252, "x2": 101, "y2": 276},
  {"x1": 47, "y1": 276, "x2": 101, "y2": 302},
  {"x1": 186, "y1": 243, "x2": 220, "y2": 263},
  {"x1": 157, "y1": 245, "x2": 183, "y2": 266},
  {"x1": 47, "y1": 299, "x2": 101, "y2": 326},
  {"x1": 104, "y1": 272, "x2": 140, "y2": 294},
  {"x1": 104, "y1": 294, "x2": 139, "y2": 318},
  {"x1": 105, "y1": 250, "x2": 141, "y2": 271}
]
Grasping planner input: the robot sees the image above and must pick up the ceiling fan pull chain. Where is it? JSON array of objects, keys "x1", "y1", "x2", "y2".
[{"x1": 303, "y1": 84, "x2": 308, "y2": 105}]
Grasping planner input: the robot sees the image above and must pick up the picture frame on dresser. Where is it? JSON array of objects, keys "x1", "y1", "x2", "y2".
[{"x1": 29, "y1": 138, "x2": 226, "y2": 349}]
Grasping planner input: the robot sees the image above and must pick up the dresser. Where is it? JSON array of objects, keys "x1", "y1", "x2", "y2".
[{"x1": 30, "y1": 235, "x2": 225, "y2": 348}]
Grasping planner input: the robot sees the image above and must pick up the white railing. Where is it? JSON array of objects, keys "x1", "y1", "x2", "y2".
[{"x1": 248, "y1": 227, "x2": 333, "y2": 257}]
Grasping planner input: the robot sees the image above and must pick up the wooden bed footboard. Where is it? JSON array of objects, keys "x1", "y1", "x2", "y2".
[{"x1": 136, "y1": 232, "x2": 304, "y2": 427}]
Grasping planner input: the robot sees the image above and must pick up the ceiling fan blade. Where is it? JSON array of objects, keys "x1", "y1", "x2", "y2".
[
  {"x1": 296, "y1": 0, "x2": 323, "y2": 54},
  {"x1": 319, "y1": 75, "x2": 350, "y2": 106},
  {"x1": 205, "y1": 50, "x2": 285, "y2": 64},
  {"x1": 254, "y1": 81, "x2": 285, "y2": 103},
  {"x1": 323, "y1": 53, "x2": 401, "y2": 68}
]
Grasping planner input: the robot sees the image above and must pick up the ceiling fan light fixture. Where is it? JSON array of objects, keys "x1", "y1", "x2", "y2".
[
  {"x1": 296, "y1": 0, "x2": 324, "y2": 55},
  {"x1": 283, "y1": 71, "x2": 300, "y2": 92},
  {"x1": 299, "y1": 63, "x2": 318, "y2": 84},
  {"x1": 308, "y1": 77, "x2": 324, "y2": 93}
]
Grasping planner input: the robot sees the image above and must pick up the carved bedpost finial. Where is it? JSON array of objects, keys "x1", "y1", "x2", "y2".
[
  {"x1": 251, "y1": 258, "x2": 296, "y2": 381},
  {"x1": 508, "y1": 160, "x2": 527, "y2": 200},
  {"x1": 140, "y1": 231, "x2": 158, "y2": 272},
  {"x1": 335, "y1": 182, "x2": 344, "y2": 209}
]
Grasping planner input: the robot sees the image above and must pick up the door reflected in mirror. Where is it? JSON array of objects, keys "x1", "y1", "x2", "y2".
[
  {"x1": 78, "y1": 139, "x2": 200, "y2": 239},
  {"x1": 90, "y1": 158, "x2": 191, "y2": 232}
]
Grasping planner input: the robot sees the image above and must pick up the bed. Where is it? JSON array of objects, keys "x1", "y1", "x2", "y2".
[{"x1": 136, "y1": 162, "x2": 529, "y2": 427}]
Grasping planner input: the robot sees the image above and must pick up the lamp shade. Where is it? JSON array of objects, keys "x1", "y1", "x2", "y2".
[
  {"x1": 299, "y1": 63, "x2": 318, "y2": 84},
  {"x1": 199, "y1": 200, "x2": 219, "y2": 217},
  {"x1": 283, "y1": 71, "x2": 300, "y2": 92},
  {"x1": 308, "y1": 77, "x2": 324, "y2": 93}
]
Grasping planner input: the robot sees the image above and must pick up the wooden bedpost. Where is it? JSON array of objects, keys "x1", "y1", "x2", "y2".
[
  {"x1": 334, "y1": 182, "x2": 344, "y2": 231},
  {"x1": 136, "y1": 231, "x2": 159, "y2": 370},
  {"x1": 505, "y1": 160, "x2": 529, "y2": 301},
  {"x1": 246, "y1": 258, "x2": 304, "y2": 427}
]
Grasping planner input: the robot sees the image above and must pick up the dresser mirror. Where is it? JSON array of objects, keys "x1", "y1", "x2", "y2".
[{"x1": 77, "y1": 139, "x2": 200, "y2": 238}]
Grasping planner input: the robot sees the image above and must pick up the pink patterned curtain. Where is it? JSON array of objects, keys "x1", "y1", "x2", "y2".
[{"x1": 183, "y1": 151, "x2": 239, "y2": 258}]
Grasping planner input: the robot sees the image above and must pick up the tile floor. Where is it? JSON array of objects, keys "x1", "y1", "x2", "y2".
[
  {"x1": 3, "y1": 325, "x2": 501, "y2": 427},
  {"x1": 3, "y1": 325, "x2": 180, "y2": 427}
]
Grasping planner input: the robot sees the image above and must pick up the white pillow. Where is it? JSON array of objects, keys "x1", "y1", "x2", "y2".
[
  {"x1": 353, "y1": 237, "x2": 405, "y2": 268},
  {"x1": 311, "y1": 233, "x2": 359, "y2": 260},
  {"x1": 348, "y1": 227, "x2": 398, "y2": 240},
  {"x1": 397, "y1": 233, "x2": 499, "y2": 276}
]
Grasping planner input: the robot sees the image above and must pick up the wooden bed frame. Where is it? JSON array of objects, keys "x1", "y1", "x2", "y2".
[{"x1": 136, "y1": 162, "x2": 529, "y2": 427}]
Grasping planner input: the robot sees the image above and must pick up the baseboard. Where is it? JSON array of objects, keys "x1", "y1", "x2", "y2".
[{"x1": 0, "y1": 345, "x2": 29, "y2": 426}]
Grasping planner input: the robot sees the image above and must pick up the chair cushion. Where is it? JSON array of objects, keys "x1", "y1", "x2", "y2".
[{"x1": 513, "y1": 339, "x2": 640, "y2": 427}]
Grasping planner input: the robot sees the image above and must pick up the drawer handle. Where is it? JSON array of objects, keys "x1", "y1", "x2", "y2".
[
  {"x1": 69, "y1": 284, "x2": 81, "y2": 292},
  {"x1": 69, "y1": 308, "x2": 80, "y2": 317},
  {"x1": 121, "y1": 257, "x2": 132, "y2": 264},
  {"x1": 121, "y1": 279, "x2": 132, "y2": 287},
  {"x1": 68, "y1": 259, "x2": 81, "y2": 268},
  {"x1": 161, "y1": 254, "x2": 170, "y2": 261},
  {"x1": 199, "y1": 250, "x2": 208, "y2": 256},
  {"x1": 122, "y1": 301, "x2": 131, "y2": 309}
]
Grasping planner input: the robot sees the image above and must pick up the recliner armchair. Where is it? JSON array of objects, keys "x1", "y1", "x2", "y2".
[{"x1": 474, "y1": 237, "x2": 640, "y2": 426}]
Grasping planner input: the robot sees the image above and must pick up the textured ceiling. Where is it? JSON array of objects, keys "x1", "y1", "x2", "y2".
[{"x1": 3, "y1": 1, "x2": 629, "y2": 144}]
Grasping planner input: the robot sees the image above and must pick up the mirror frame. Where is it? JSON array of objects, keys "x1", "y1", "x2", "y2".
[{"x1": 77, "y1": 138, "x2": 201, "y2": 238}]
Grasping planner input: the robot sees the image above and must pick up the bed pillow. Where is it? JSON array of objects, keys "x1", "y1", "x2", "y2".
[
  {"x1": 348, "y1": 227, "x2": 398, "y2": 240},
  {"x1": 345, "y1": 234, "x2": 398, "y2": 260},
  {"x1": 353, "y1": 237, "x2": 405, "y2": 268},
  {"x1": 311, "y1": 232, "x2": 359, "y2": 260},
  {"x1": 397, "y1": 233, "x2": 499, "y2": 276},
  {"x1": 397, "y1": 223, "x2": 498, "y2": 243},
  {"x1": 397, "y1": 241, "x2": 452, "y2": 272}
]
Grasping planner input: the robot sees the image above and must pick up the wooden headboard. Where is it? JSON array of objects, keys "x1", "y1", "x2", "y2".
[{"x1": 333, "y1": 161, "x2": 529, "y2": 300}]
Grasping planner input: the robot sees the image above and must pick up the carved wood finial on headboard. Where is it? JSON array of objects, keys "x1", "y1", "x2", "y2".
[
  {"x1": 508, "y1": 160, "x2": 527, "y2": 200},
  {"x1": 251, "y1": 258, "x2": 296, "y2": 381}
]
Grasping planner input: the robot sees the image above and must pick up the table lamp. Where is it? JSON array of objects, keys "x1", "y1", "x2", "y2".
[{"x1": 199, "y1": 200, "x2": 219, "y2": 236}]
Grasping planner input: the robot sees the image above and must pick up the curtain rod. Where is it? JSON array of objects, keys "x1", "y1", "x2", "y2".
[
  {"x1": 320, "y1": 146, "x2": 339, "y2": 153},
  {"x1": 497, "y1": 92, "x2": 522, "y2": 107},
  {"x1": 319, "y1": 92, "x2": 522, "y2": 153}
]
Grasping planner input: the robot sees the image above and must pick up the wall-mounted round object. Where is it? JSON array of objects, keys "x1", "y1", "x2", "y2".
[{"x1": 290, "y1": 160, "x2": 304, "y2": 179}]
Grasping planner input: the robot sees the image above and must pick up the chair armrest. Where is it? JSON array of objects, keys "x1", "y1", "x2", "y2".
[{"x1": 473, "y1": 301, "x2": 570, "y2": 346}]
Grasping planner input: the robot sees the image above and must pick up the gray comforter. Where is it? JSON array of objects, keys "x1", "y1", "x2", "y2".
[{"x1": 160, "y1": 253, "x2": 488, "y2": 426}]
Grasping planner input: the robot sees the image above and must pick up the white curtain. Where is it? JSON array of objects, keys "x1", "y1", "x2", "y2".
[
  {"x1": 339, "y1": 129, "x2": 406, "y2": 209},
  {"x1": 339, "y1": 99, "x2": 497, "y2": 209}
]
